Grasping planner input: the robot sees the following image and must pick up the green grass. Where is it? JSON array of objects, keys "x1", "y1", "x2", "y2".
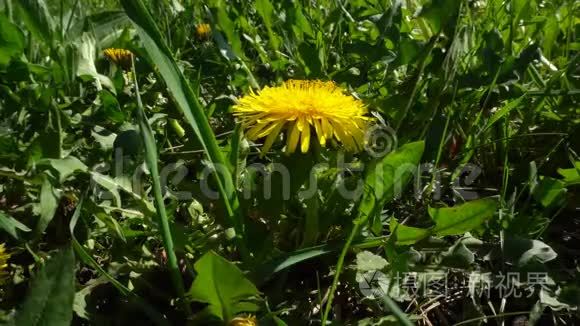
[{"x1": 0, "y1": 0, "x2": 579, "y2": 325}]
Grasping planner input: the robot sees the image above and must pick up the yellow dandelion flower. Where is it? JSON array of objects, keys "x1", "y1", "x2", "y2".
[
  {"x1": 103, "y1": 48, "x2": 134, "y2": 70},
  {"x1": 228, "y1": 315, "x2": 258, "y2": 326},
  {"x1": 195, "y1": 23, "x2": 212, "y2": 40},
  {"x1": 233, "y1": 80, "x2": 370, "y2": 154},
  {"x1": 0, "y1": 243, "x2": 10, "y2": 285}
]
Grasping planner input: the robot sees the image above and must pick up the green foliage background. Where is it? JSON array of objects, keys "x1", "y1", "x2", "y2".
[{"x1": 0, "y1": 0, "x2": 578, "y2": 324}]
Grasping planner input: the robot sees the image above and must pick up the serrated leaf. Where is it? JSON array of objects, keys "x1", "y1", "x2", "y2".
[
  {"x1": 14, "y1": 246, "x2": 75, "y2": 326},
  {"x1": 430, "y1": 198, "x2": 497, "y2": 236},
  {"x1": 188, "y1": 251, "x2": 260, "y2": 321}
]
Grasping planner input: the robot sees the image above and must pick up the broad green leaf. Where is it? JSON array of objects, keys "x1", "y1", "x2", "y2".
[
  {"x1": 285, "y1": 1, "x2": 313, "y2": 40},
  {"x1": 429, "y1": 198, "x2": 497, "y2": 236},
  {"x1": 389, "y1": 220, "x2": 431, "y2": 245},
  {"x1": 14, "y1": 246, "x2": 75, "y2": 326},
  {"x1": 188, "y1": 251, "x2": 260, "y2": 321},
  {"x1": 0, "y1": 211, "x2": 31, "y2": 239},
  {"x1": 356, "y1": 251, "x2": 388, "y2": 271},
  {"x1": 356, "y1": 269, "x2": 410, "y2": 302},
  {"x1": 533, "y1": 177, "x2": 567, "y2": 208},
  {"x1": 94, "y1": 209, "x2": 126, "y2": 242},
  {"x1": 357, "y1": 141, "x2": 425, "y2": 225},
  {"x1": 36, "y1": 177, "x2": 62, "y2": 235},
  {"x1": 272, "y1": 316, "x2": 289, "y2": 326},
  {"x1": 298, "y1": 42, "x2": 323, "y2": 77},
  {"x1": 0, "y1": 15, "x2": 25, "y2": 67},
  {"x1": 41, "y1": 156, "x2": 88, "y2": 184},
  {"x1": 89, "y1": 171, "x2": 155, "y2": 214},
  {"x1": 557, "y1": 162, "x2": 580, "y2": 186}
]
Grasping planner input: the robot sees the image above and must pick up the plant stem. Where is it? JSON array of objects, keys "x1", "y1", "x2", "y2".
[
  {"x1": 302, "y1": 185, "x2": 320, "y2": 247},
  {"x1": 320, "y1": 222, "x2": 360, "y2": 324},
  {"x1": 302, "y1": 146, "x2": 321, "y2": 247}
]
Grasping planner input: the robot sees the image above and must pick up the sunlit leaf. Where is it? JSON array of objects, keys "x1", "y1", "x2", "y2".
[
  {"x1": 430, "y1": 198, "x2": 497, "y2": 236},
  {"x1": 533, "y1": 177, "x2": 567, "y2": 208},
  {"x1": 389, "y1": 219, "x2": 431, "y2": 245},
  {"x1": 188, "y1": 251, "x2": 260, "y2": 321}
]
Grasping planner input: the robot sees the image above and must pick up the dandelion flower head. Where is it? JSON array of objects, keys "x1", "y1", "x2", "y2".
[
  {"x1": 0, "y1": 243, "x2": 10, "y2": 285},
  {"x1": 233, "y1": 80, "x2": 370, "y2": 154},
  {"x1": 195, "y1": 23, "x2": 212, "y2": 40},
  {"x1": 228, "y1": 315, "x2": 258, "y2": 326},
  {"x1": 103, "y1": 48, "x2": 134, "y2": 70}
]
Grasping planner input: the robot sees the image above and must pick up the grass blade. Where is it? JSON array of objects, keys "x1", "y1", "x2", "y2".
[
  {"x1": 120, "y1": 0, "x2": 248, "y2": 259},
  {"x1": 131, "y1": 58, "x2": 189, "y2": 312}
]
